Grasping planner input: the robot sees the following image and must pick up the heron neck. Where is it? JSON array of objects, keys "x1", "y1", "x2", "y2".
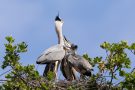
[
  {"x1": 58, "y1": 29, "x2": 64, "y2": 45},
  {"x1": 55, "y1": 23, "x2": 64, "y2": 45}
]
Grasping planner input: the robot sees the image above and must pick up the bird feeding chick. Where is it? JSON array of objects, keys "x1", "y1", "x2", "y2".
[{"x1": 36, "y1": 15, "x2": 93, "y2": 81}]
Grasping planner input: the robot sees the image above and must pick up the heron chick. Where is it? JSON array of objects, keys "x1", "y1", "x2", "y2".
[{"x1": 63, "y1": 36, "x2": 93, "y2": 77}]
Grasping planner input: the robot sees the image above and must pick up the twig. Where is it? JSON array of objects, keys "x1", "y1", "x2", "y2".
[
  {"x1": 130, "y1": 50, "x2": 135, "y2": 55},
  {"x1": 0, "y1": 79, "x2": 8, "y2": 81},
  {"x1": 109, "y1": 69, "x2": 114, "y2": 89},
  {"x1": 131, "y1": 67, "x2": 135, "y2": 73},
  {"x1": 115, "y1": 67, "x2": 135, "y2": 86},
  {"x1": 0, "y1": 69, "x2": 12, "y2": 77}
]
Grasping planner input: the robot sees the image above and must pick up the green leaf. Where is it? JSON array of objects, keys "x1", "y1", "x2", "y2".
[
  {"x1": 47, "y1": 71, "x2": 55, "y2": 81},
  {"x1": 5, "y1": 74, "x2": 12, "y2": 79},
  {"x1": 94, "y1": 57, "x2": 102, "y2": 63},
  {"x1": 100, "y1": 41, "x2": 111, "y2": 50},
  {"x1": 17, "y1": 42, "x2": 27, "y2": 53},
  {"x1": 119, "y1": 70, "x2": 126, "y2": 76},
  {"x1": 129, "y1": 43, "x2": 135, "y2": 50},
  {"x1": 83, "y1": 53, "x2": 90, "y2": 60},
  {"x1": 5, "y1": 36, "x2": 14, "y2": 43},
  {"x1": 41, "y1": 83, "x2": 48, "y2": 90}
]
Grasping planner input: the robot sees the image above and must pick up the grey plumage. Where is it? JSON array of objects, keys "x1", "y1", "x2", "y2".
[
  {"x1": 60, "y1": 36, "x2": 77, "y2": 81},
  {"x1": 60, "y1": 56, "x2": 77, "y2": 81},
  {"x1": 36, "y1": 44, "x2": 65, "y2": 64},
  {"x1": 67, "y1": 54, "x2": 92, "y2": 76},
  {"x1": 36, "y1": 15, "x2": 65, "y2": 79},
  {"x1": 63, "y1": 37, "x2": 93, "y2": 77},
  {"x1": 36, "y1": 15, "x2": 93, "y2": 81}
]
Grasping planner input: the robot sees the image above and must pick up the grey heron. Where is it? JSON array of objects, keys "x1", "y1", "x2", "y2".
[
  {"x1": 67, "y1": 52, "x2": 93, "y2": 76},
  {"x1": 42, "y1": 35, "x2": 77, "y2": 80},
  {"x1": 42, "y1": 31, "x2": 93, "y2": 81},
  {"x1": 60, "y1": 36, "x2": 77, "y2": 81},
  {"x1": 36, "y1": 15, "x2": 66, "y2": 79},
  {"x1": 62, "y1": 37, "x2": 93, "y2": 77},
  {"x1": 37, "y1": 15, "x2": 93, "y2": 80}
]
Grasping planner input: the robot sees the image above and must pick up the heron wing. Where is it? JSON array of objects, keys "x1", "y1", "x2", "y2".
[
  {"x1": 80, "y1": 58, "x2": 92, "y2": 69},
  {"x1": 68, "y1": 54, "x2": 92, "y2": 73},
  {"x1": 42, "y1": 44, "x2": 62, "y2": 54},
  {"x1": 60, "y1": 56, "x2": 76, "y2": 81},
  {"x1": 36, "y1": 44, "x2": 65, "y2": 64}
]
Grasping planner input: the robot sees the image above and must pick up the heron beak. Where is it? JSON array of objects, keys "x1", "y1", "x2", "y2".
[
  {"x1": 63, "y1": 36, "x2": 72, "y2": 48},
  {"x1": 63, "y1": 46, "x2": 70, "y2": 50},
  {"x1": 64, "y1": 36, "x2": 69, "y2": 42}
]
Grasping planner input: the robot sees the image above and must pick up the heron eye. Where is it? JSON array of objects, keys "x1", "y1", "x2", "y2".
[
  {"x1": 74, "y1": 45, "x2": 78, "y2": 49},
  {"x1": 71, "y1": 44, "x2": 78, "y2": 50}
]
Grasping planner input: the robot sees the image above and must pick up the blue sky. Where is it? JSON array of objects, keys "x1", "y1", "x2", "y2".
[{"x1": 0, "y1": 0, "x2": 135, "y2": 80}]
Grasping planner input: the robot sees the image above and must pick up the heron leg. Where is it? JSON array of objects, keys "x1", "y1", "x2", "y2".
[
  {"x1": 43, "y1": 61, "x2": 60, "y2": 80},
  {"x1": 71, "y1": 67, "x2": 77, "y2": 80},
  {"x1": 53, "y1": 61, "x2": 60, "y2": 80},
  {"x1": 43, "y1": 63, "x2": 52, "y2": 77}
]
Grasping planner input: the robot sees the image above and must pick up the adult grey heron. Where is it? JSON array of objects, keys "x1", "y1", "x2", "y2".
[
  {"x1": 36, "y1": 15, "x2": 66, "y2": 79},
  {"x1": 37, "y1": 15, "x2": 93, "y2": 80}
]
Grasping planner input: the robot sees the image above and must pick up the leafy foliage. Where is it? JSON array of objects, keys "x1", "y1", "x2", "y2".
[
  {"x1": 1, "y1": 36, "x2": 49, "y2": 90},
  {"x1": 83, "y1": 41, "x2": 135, "y2": 90},
  {"x1": 0, "y1": 36, "x2": 135, "y2": 90}
]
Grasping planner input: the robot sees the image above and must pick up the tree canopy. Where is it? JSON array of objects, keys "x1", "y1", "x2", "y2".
[{"x1": 0, "y1": 36, "x2": 135, "y2": 90}]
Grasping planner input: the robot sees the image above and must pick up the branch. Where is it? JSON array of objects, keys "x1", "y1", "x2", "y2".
[{"x1": 0, "y1": 69, "x2": 12, "y2": 77}]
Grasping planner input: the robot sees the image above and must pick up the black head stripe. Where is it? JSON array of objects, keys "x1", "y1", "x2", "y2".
[{"x1": 55, "y1": 16, "x2": 61, "y2": 21}]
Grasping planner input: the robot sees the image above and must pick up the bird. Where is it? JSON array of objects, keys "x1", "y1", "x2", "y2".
[
  {"x1": 63, "y1": 37, "x2": 93, "y2": 77},
  {"x1": 37, "y1": 15, "x2": 93, "y2": 81},
  {"x1": 67, "y1": 53, "x2": 93, "y2": 77},
  {"x1": 42, "y1": 35, "x2": 77, "y2": 81},
  {"x1": 60, "y1": 36, "x2": 93, "y2": 81},
  {"x1": 60, "y1": 36, "x2": 77, "y2": 81},
  {"x1": 36, "y1": 14, "x2": 66, "y2": 79}
]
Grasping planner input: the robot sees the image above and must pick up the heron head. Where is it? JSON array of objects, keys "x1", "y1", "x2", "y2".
[
  {"x1": 64, "y1": 36, "x2": 78, "y2": 50},
  {"x1": 71, "y1": 44, "x2": 78, "y2": 50},
  {"x1": 55, "y1": 14, "x2": 61, "y2": 21},
  {"x1": 55, "y1": 14, "x2": 64, "y2": 25},
  {"x1": 83, "y1": 69, "x2": 92, "y2": 76}
]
